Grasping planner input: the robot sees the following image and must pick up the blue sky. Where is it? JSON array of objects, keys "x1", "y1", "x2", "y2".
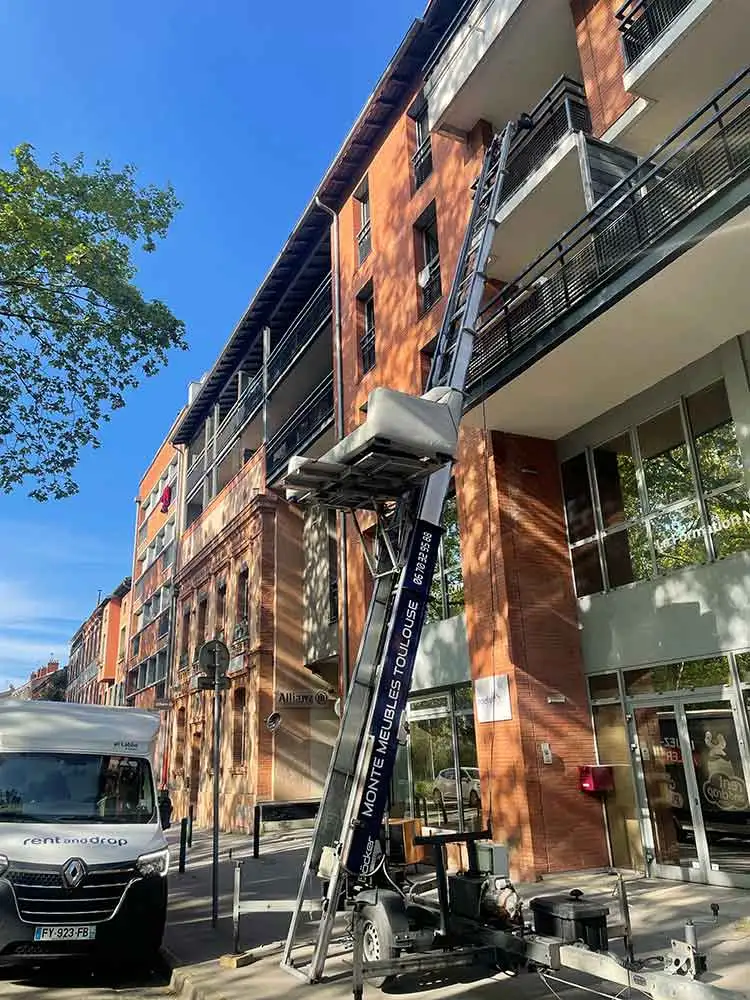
[{"x1": 0, "y1": 0, "x2": 420, "y2": 686}]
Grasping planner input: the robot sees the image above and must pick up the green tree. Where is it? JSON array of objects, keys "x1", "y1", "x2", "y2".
[{"x1": 0, "y1": 144, "x2": 185, "y2": 500}]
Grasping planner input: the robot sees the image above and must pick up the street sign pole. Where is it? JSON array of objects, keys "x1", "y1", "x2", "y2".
[
  {"x1": 211, "y1": 645, "x2": 221, "y2": 929},
  {"x1": 196, "y1": 639, "x2": 230, "y2": 931}
]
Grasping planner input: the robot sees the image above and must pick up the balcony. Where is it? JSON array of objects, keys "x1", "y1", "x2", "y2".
[
  {"x1": 266, "y1": 373, "x2": 335, "y2": 482},
  {"x1": 486, "y1": 78, "x2": 606, "y2": 281},
  {"x1": 463, "y1": 67, "x2": 750, "y2": 441},
  {"x1": 267, "y1": 274, "x2": 333, "y2": 390},
  {"x1": 423, "y1": 0, "x2": 580, "y2": 137},
  {"x1": 186, "y1": 451, "x2": 205, "y2": 498},
  {"x1": 215, "y1": 372, "x2": 264, "y2": 460},
  {"x1": 614, "y1": 0, "x2": 748, "y2": 154}
]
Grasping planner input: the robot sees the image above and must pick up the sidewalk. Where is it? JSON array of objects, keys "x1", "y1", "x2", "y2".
[{"x1": 163, "y1": 827, "x2": 750, "y2": 1000}]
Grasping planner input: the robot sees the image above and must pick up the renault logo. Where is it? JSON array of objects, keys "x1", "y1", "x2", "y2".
[{"x1": 62, "y1": 858, "x2": 86, "y2": 889}]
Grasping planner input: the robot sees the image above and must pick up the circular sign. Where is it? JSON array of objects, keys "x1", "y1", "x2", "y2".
[{"x1": 198, "y1": 639, "x2": 230, "y2": 676}]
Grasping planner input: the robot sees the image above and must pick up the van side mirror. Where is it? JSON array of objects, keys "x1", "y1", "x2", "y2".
[{"x1": 158, "y1": 796, "x2": 173, "y2": 830}]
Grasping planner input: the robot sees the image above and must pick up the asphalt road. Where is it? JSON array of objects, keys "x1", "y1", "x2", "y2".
[{"x1": 0, "y1": 956, "x2": 173, "y2": 1000}]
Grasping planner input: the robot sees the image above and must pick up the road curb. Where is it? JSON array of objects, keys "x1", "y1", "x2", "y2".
[{"x1": 163, "y1": 939, "x2": 289, "y2": 999}]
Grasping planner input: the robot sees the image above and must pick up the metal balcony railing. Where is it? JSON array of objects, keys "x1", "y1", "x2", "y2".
[
  {"x1": 357, "y1": 220, "x2": 372, "y2": 266},
  {"x1": 617, "y1": 0, "x2": 695, "y2": 67},
  {"x1": 186, "y1": 451, "x2": 205, "y2": 497},
  {"x1": 467, "y1": 66, "x2": 750, "y2": 394},
  {"x1": 420, "y1": 256, "x2": 442, "y2": 313},
  {"x1": 215, "y1": 372, "x2": 264, "y2": 458},
  {"x1": 267, "y1": 275, "x2": 333, "y2": 389},
  {"x1": 413, "y1": 137, "x2": 433, "y2": 189},
  {"x1": 360, "y1": 323, "x2": 376, "y2": 373},
  {"x1": 266, "y1": 373, "x2": 335, "y2": 481},
  {"x1": 502, "y1": 77, "x2": 591, "y2": 204}
]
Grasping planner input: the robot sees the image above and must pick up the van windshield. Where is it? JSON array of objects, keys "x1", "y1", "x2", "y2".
[{"x1": 0, "y1": 752, "x2": 155, "y2": 824}]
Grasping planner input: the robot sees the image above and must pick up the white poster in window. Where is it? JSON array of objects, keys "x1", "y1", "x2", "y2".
[{"x1": 474, "y1": 674, "x2": 512, "y2": 723}]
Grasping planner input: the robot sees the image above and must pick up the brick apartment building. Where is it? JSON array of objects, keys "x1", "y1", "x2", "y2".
[
  {"x1": 65, "y1": 0, "x2": 750, "y2": 886},
  {"x1": 66, "y1": 578, "x2": 131, "y2": 704}
]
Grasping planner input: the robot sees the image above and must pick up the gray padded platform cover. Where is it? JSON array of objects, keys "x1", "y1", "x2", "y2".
[{"x1": 284, "y1": 385, "x2": 463, "y2": 504}]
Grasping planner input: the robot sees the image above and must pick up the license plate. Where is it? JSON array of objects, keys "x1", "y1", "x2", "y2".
[{"x1": 33, "y1": 925, "x2": 96, "y2": 942}]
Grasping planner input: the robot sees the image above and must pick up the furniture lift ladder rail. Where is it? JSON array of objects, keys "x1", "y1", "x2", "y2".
[{"x1": 280, "y1": 122, "x2": 517, "y2": 984}]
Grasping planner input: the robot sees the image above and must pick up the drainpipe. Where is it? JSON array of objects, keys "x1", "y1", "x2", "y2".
[{"x1": 314, "y1": 196, "x2": 350, "y2": 692}]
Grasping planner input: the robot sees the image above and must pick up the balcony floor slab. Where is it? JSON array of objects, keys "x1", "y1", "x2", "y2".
[{"x1": 465, "y1": 193, "x2": 750, "y2": 441}]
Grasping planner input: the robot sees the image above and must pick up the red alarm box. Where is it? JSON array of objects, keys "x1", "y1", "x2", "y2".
[{"x1": 578, "y1": 765, "x2": 614, "y2": 793}]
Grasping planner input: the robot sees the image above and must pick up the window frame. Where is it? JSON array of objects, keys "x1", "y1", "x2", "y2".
[{"x1": 562, "y1": 380, "x2": 750, "y2": 597}]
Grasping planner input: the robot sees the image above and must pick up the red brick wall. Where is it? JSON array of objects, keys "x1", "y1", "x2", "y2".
[
  {"x1": 455, "y1": 428, "x2": 608, "y2": 879},
  {"x1": 570, "y1": 0, "x2": 635, "y2": 136}
]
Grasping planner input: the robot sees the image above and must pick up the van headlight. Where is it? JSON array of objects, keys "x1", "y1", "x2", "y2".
[
  {"x1": 136, "y1": 848, "x2": 169, "y2": 877},
  {"x1": 0, "y1": 855, "x2": 8, "y2": 878}
]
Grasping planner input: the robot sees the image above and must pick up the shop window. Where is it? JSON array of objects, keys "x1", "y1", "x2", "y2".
[
  {"x1": 591, "y1": 702, "x2": 643, "y2": 871},
  {"x1": 427, "y1": 494, "x2": 464, "y2": 622},
  {"x1": 561, "y1": 380, "x2": 750, "y2": 596},
  {"x1": 588, "y1": 673, "x2": 620, "y2": 701},
  {"x1": 232, "y1": 687, "x2": 247, "y2": 767},
  {"x1": 624, "y1": 657, "x2": 730, "y2": 696}
]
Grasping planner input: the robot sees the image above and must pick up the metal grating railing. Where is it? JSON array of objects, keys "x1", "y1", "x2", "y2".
[
  {"x1": 215, "y1": 372, "x2": 264, "y2": 458},
  {"x1": 185, "y1": 452, "x2": 205, "y2": 497},
  {"x1": 267, "y1": 274, "x2": 333, "y2": 389},
  {"x1": 502, "y1": 77, "x2": 591, "y2": 204},
  {"x1": 616, "y1": 0, "x2": 695, "y2": 67},
  {"x1": 266, "y1": 373, "x2": 334, "y2": 481},
  {"x1": 360, "y1": 323, "x2": 376, "y2": 373},
  {"x1": 421, "y1": 256, "x2": 442, "y2": 313},
  {"x1": 357, "y1": 221, "x2": 372, "y2": 267},
  {"x1": 467, "y1": 67, "x2": 750, "y2": 393},
  {"x1": 413, "y1": 138, "x2": 434, "y2": 189}
]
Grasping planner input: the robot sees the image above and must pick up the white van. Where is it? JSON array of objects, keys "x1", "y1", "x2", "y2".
[{"x1": 0, "y1": 700, "x2": 170, "y2": 966}]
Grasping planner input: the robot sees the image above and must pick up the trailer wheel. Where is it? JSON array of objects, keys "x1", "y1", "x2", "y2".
[{"x1": 359, "y1": 899, "x2": 408, "y2": 987}]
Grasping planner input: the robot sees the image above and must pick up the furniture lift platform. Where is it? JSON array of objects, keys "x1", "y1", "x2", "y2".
[{"x1": 283, "y1": 385, "x2": 463, "y2": 510}]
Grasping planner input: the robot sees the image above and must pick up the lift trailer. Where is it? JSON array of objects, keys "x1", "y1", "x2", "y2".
[{"x1": 279, "y1": 122, "x2": 749, "y2": 1000}]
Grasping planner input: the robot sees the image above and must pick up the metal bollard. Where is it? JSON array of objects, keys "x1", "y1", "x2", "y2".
[
  {"x1": 178, "y1": 817, "x2": 188, "y2": 874},
  {"x1": 253, "y1": 803, "x2": 261, "y2": 859},
  {"x1": 232, "y1": 860, "x2": 244, "y2": 954},
  {"x1": 187, "y1": 805, "x2": 194, "y2": 848}
]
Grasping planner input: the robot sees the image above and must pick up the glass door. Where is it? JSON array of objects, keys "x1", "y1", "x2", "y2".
[{"x1": 630, "y1": 697, "x2": 750, "y2": 885}]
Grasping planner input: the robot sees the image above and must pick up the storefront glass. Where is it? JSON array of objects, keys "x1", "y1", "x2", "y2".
[
  {"x1": 390, "y1": 683, "x2": 480, "y2": 834},
  {"x1": 563, "y1": 380, "x2": 750, "y2": 597},
  {"x1": 589, "y1": 651, "x2": 750, "y2": 887}
]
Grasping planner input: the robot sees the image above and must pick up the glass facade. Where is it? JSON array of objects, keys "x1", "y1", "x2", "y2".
[
  {"x1": 588, "y1": 650, "x2": 750, "y2": 885},
  {"x1": 390, "y1": 683, "x2": 481, "y2": 834},
  {"x1": 562, "y1": 381, "x2": 750, "y2": 597},
  {"x1": 427, "y1": 494, "x2": 465, "y2": 622}
]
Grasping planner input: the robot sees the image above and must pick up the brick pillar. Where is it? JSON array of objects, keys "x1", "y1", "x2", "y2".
[
  {"x1": 455, "y1": 427, "x2": 608, "y2": 880},
  {"x1": 570, "y1": 0, "x2": 635, "y2": 137}
]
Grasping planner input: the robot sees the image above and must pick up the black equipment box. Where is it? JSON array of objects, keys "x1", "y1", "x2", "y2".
[{"x1": 530, "y1": 893, "x2": 608, "y2": 951}]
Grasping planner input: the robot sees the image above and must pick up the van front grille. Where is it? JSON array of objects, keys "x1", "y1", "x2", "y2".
[{"x1": 6, "y1": 861, "x2": 137, "y2": 923}]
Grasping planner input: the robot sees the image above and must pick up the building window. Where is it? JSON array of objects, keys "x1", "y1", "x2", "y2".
[
  {"x1": 328, "y1": 510, "x2": 338, "y2": 624},
  {"x1": 357, "y1": 282, "x2": 376, "y2": 375},
  {"x1": 427, "y1": 493, "x2": 464, "y2": 622},
  {"x1": 196, "y1": 597, "x2": 208, "y2": 657},
  {"x1": 412, "y1": 105, "x2": 433, "y2": 189},
  {"x1": 232, "y1": 687, "x2": 247, "y2": 767},
  {"x1": 215, "y1": 581, "x2": 226, "y2": 639},
  {"x1": 356, "y1": 179, "x2": 371, "y2": 266},
  {"x1": 415, "y1": 203, "x2": 441, "y2": 314},
  {"x1": 180, "y1": 606, "x2": 191, "y2": 663},
  {"x1": 562, "y1": 380, "x2": 750, "y2": 597},
  {"x1": 175, "y1": 707, "x2": 186, "y2": 772},
  {"x1": 236, "y1": 568, "x2": 249, "y2": 623}
]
